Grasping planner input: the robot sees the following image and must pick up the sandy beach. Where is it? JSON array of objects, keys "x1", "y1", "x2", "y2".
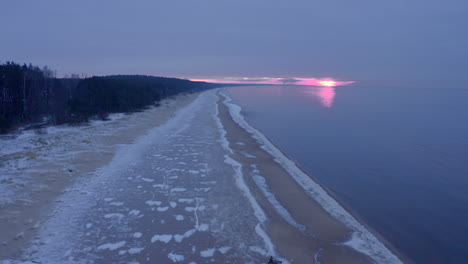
[{"x1": 1, "y1": 89, "x2": 404, "y2": 263}]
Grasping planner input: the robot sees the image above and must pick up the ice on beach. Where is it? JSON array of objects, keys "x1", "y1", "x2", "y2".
[
  {"x1": 174, "y1": 215, "x2": 185, "y2": 221},
  {"x1": 128, "y1": 247, "x2": 144, "y2": 254},
  {"x1": 249, "y1": 246, "x2": 268, "y2": 256},
  {"x1": 184, "y1": 229, "x2": 196, "y2": 238},
  {"x1": 219, "y1": 246, "x2": 231, "y2": 254},
  {"x1": 141, "y1": 177, "x2": 154, "y2": 182},
  {"x1": 185, "y1": 207, "x2": 195, "y2": 212},
  {"x1": 104, "y1": 213, "x2": 124, "y2": 220},
  {"x1": 171, "y1": 187, "x2": 186, "y2": 192},
  {"x1": 157, "y1": 206, "x2": 169, "y2": 212},
  {"x1": 198, "y1": 224, "x2": 209, "y2": 231},
  {"x1": 97, "y1": 241, "x2": 126, "y2": 251},
  {"x1": 129, "y1": 209, "x2": 140, "y2": 216},
  {"x1": 200, "y1": 180, "x2": 217, "y2": 185},
  {"x1": 178, "y1": 198, "x2": 194, "y2": 203},
  {"x1": 145, "y1": 200, "x2": 162, "y2": 206},
  {"x1": 195, "y1": 187, "x2": 211, "y2": 192},
  {"x1": 200, "y1": 248, "x2": 216, "y2": 257},
  {"x1": 151, "y1": 234, "x2": 173, "y2": 243},
  {"x1": 168, "y1": 252, "x2": 185, "y2": 262},
  {"x1": 240, "y1": 151, "x2": 256, "y2": 158}
]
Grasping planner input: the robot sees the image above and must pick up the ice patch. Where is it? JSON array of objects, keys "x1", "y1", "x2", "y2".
[
  {"x1": 133, "y1": 232, "x2": 143, "y2": 238},
  {"x1": 195, "y1": 187, "x2": 211, "y2": 192},
  {"x1": 129, "y1": 209, "x2": 140, "y2": 216},
  {"x1": 185, "y1": 207, "x2": 195, "y2": 212},
  {"x1": 174, "y1": 215, "x2": 185, "y2": 221},
  {"x1": 128, "y1": 247, "x2": 144, "y2": 254},
  {"x1": 169, "y1": 201, "x2": 177, "y2": 208},
  {"x1": 240, "y1": 151, "x2": 256, "y2": 158},
  {"x1": 110, "y1": 201, "x2": 124, "y2": 206},
  {"x1": 145, "y1": 200, "x2": 162, "y2": 206},
  {"x1": 142, "y1": 177, "x2": 154, "y2": 182},
  {"x1": 219, "y1": 246, "x2": 231, "y2": 254},
  {"x1": 249, "y1": 246, "x2": 268, "y2": 256},
  {"x1": 104, "y1": 213, "x2": 124, "y2": 220},
  {"x1": 178, "y1": 198, "x2": 194, "y2": 203},
  {"x1": 200, "y1": 248, "x2": 216, "y2": 257},
  {"x1": 97, "y1": 241, "x2": 126, "y2": 251},
  {"x1": 184, "y1": 229, "x2": 196, "y2": 238},
  {"x1": 200, "y1": 181, "x2": 217, "y2": 185},
  {"x1": 171, "y1": 187, "x2": 186, "y2": 192},
  {"x1": 157, "y1": 206, "x2": 169, "y2": 212},
  {"x1": 188, "y1": 170, "x2": 200, "y2": 174},
  {"x1": 168, "y1": 252, "x2": 185, "y2": 262},
  {"x1": 174, "y1": 234, "x2": 185, "y2": 243},
  {"x1": 151, "y1": 234, "x2": 173, "y2": 243},
  {"x1": 198, "y1": 224, "x2": 209, "y2": 231}
]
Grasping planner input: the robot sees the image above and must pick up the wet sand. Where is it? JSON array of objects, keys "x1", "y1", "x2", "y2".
[{"x1": 218, "y1": 96, "x2": 374, "y2": 263}]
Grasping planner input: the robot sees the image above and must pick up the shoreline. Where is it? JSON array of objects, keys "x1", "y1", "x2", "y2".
[
  {"x1": 218, "y1": 90, "x2": 408, "y2": 263},
  {"x1": 1, "y1": 88, "x2": 410, "y2": 263},
  {"x1": 235, "y1": 116, "x2": 413, "y2": 264}
]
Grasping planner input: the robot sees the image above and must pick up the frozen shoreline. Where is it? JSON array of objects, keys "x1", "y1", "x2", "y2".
[{"x1": 2, "y1": 89, "x2": 406, "y2": 263}]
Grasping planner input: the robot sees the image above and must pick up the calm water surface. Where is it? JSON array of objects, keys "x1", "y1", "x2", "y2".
[{"x1": 226, "y1": 85, "x2": 468, "y2": 264}]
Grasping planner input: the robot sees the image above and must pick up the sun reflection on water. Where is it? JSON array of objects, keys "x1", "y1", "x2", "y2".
[{"x1": 303, "y1": 86, "x2": 336, "y2": 108}]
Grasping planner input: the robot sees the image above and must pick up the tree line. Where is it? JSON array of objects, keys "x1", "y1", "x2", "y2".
[{"x1": 0, "y1": 61, "x2": 220, "y2": 133}]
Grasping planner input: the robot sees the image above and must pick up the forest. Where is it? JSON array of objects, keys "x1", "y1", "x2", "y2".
[{"x1": 0, "y1": 61, "x2": 220, "y2": 133}]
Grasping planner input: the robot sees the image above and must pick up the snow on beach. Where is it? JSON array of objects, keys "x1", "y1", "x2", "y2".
[
  {"x1": 2, "y1": 90, "x2": 270, "y2": 263},
  {"x1": 0, "y1": 95, "x2": 193, "y2": 258}
]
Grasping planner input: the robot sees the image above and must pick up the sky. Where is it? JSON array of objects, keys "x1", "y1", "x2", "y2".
[{"x1": 1, "y1": 0, "x2": 467, "y2": 88}]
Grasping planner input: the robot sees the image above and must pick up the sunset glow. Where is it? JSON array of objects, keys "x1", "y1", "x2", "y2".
[
  {"x1": 190, "y1": 77, "x2": 354, "y2": 87},
  {"x1": 318, "y1": 80, "x2": 337, "y2": 87}
]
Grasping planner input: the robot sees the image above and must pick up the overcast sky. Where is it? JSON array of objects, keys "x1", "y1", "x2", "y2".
[{"x1": 1, "y1": 0, "x2": 467, "y2": 87}]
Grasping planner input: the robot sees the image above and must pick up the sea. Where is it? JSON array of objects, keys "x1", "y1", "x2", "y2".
[{"x1": 225, "y1": 85, "x2": 468, "y2": 264}]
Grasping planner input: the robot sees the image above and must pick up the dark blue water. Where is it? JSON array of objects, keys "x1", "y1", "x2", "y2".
[{"x1": 226, "y1": 85, "x2": 468, "y2": 264}]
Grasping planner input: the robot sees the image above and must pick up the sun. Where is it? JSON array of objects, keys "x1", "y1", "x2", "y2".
[{"x1": 318, "y1": 80, "x2": 337, "y2": 87}]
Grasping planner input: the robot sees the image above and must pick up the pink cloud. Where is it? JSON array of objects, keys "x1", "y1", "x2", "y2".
[{"x1": 191, "y1": 77, "x2": 355, "y2": 87}]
